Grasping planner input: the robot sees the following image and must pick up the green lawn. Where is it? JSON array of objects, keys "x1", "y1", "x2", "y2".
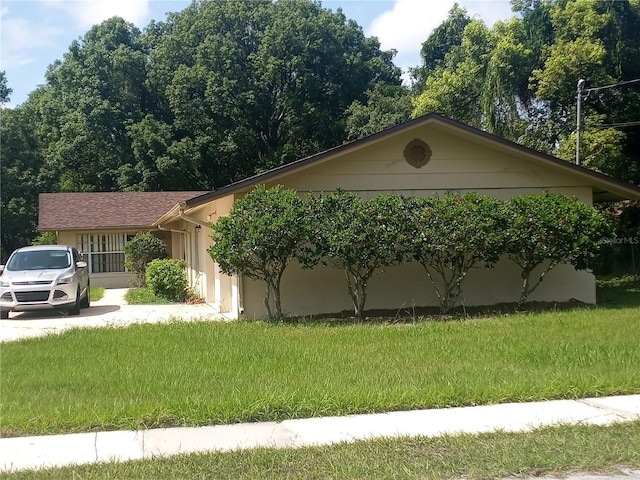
[
  {"x1": 89, "y1": 286, "x2": 105, "y2": 302},
  {"x1": 124, "y1": 287, "x2": 171, "y2": 304},
  {"x1": 1, "y1": 278, "x2": 639, "y2": 437},
  {"x1": 597, "y1": 274, "x2": 640, "y2": 307}
]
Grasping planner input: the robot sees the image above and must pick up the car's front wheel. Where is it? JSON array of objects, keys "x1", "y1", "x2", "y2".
[
  {"x1": 80, "y1": 282, "x2": 90, "y2": 309},
  {"x1": 68, "y1": 288, "x2": 81, "y2": 315}
]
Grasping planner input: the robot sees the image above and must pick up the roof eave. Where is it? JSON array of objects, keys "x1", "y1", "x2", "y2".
[
  {"x1": 39, "y1": 225, "x2": 159, "y2": 231},
  {"x1": 183, "y1": 113, "x2": 640, "y2": 207},
  {"x1": 183, "y1": 116, "x2": 449, "y2": 208},
  {"x1": 153, "y1": 203, "x2": 182, "y2": 227}
]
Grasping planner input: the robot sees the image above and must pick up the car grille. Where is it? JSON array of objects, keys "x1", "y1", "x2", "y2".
[
  {"x1": 15, "y1": 291, "x2": 51, "y2": 302},
  {"x1": 12, "y1": 281, "x2": 52, "y2": 286}
]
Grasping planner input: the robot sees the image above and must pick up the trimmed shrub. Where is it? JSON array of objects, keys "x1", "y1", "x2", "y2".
[
  {"x1": 209, "y1": 185, "x2": 314, "y2": 320},
  {"x1": 313, "y1": 190, "x2": 409, "y2": 320},
  {"x1": 124, "y1": 233, "x2": 167, "y2": 287},
  {"x1": 408, "y1": 192, "x2": 508, "y2": 313},
  {"x1": 145, "y1": 258, "x2": 189, "y2": 302},
  {"x1": 506, "y1": 193, "x2": 613, "y2": 306},
  {"x1": 209, "y1": 188, "x2": 611, "y2": 317},
  {"x1": 31, "y1": 232, "x2": 57, "y2": 245}
]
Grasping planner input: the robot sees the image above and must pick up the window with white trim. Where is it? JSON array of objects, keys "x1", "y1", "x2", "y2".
[{"x1": 78, "y1": 233, "x2": 136, "y2": 274}]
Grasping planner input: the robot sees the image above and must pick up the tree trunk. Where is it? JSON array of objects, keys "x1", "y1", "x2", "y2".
[
  {"x1": 272, "y1": 281, "x2": 283, "y2": 320},
  {"x1": 263, "y1": 282, "x2": 274, "y2": 320},
  {"x1": 346, "y1": 270, "x2": 367, "y2": 320},
  {"x1": 518, "y1": 262, "x2": 557, "y2": 308},
  {"x1": 518, "y1": 269, "x2": 532, "y2": 308}
]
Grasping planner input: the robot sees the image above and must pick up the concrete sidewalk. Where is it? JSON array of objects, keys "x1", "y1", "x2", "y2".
[{"x1": 1, "y1": 395, "x2": 639, "y2": 473}]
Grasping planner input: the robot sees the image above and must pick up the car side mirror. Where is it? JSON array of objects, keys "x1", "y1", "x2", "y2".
[
  {"x1": 76, "y1": 261, "x2": 88, "y2": 269},
  {"x1": 0, "y1": 265, "x2": 4, "y2": 273}
]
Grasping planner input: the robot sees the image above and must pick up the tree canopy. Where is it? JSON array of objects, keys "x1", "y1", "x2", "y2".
[
  {"x1": 0, "y1": 71, "x2": 11, "y2": 105},
  {"x1": 1, "y1": 0, "x2": 401, "y2": 252},
  {"x1": 413, "y1": 0, "x2": 640, "y2": 185},
  {"x1": 143, "y1": 0, "x2": 401, "y2": 187},
  {"x1": 2, "y1": 0, "x2": 638, "y2": 256},
  {"x1": 0, "y1": 103, "x2": 47, "y2": 258}
]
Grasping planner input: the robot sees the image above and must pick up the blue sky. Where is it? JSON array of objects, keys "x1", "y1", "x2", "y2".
[{"x1": 1, "y1": 0, "x2": 514, "y2": 108}]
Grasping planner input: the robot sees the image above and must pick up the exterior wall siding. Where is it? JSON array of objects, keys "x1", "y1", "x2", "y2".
[
  {"x1": 163, "y1": 196, "x2": 238, "y2": 314},
  {"x1": 268, "y1": 126, "x2": 593, "y2": 196}
]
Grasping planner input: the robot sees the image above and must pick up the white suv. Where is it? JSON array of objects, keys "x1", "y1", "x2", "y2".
[{"x1": 0, "y1": 245, "x2": 90, "y2": 319}]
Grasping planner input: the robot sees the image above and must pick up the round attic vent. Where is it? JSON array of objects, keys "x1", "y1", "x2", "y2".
[{"x1": 404, "y1": 138, "x2": 432, "y2": 168}]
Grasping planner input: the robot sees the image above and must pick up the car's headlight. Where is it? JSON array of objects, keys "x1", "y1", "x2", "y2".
[
  {"x1": 0, "y1": 279, "x2": 9, "y2": 287},
  {"x1": 57, "y1": 275, "x2": 74, "y2": 285}
]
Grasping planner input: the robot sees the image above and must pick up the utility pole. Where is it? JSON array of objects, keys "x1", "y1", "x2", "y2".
[{"x1": 576, "y1": 79, "x2": 585, "y2": 166}]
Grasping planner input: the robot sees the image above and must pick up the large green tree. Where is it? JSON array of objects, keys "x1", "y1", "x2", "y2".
[
  {"x1": 344, "y1": 82, "x2": 413, "y2": 140},
  {"x1": 410, "y1": 4, "x2": 472, "y2": 93},
  {"x1": 146, "y1": 0, "x2": 402, "y2": 188},
  {"x1": 413, "y1": 0, "x2": 640, "y2": 184},
  {"x1": 533, "y1": 0, "x2": 640, "y2": 184},
  {"x1": 0, "y1": 71, "x2": 12, "y2": 105},
  {"x1": 413, "y1": 18, "x2": 495, "y2": 129},
  {"x1": 37, "y1": 17, "x2": 148, "y2": 192},
  {"x1": 0, "y1": 104, "x2": 47, "y2": 259},
  {"x1": 6, "y1": 0, "x2": 402, "y2": 247}
]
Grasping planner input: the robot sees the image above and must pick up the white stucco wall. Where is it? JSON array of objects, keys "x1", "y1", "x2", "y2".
[
  {"x1": 240, "y1": 259, "x2": 595, "y2": 319},
  {"x1": 168, "y1": 196, "x2": 237, "y2": 314}
]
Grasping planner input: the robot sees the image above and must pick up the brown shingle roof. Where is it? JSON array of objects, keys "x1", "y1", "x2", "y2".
[{"x1": 39, "y1": 192, "x2": 209, "y2": 230}]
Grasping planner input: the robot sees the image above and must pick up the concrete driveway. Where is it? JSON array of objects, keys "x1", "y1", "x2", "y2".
[{"x1": 0, "y1": 289, "x2": 228, "y2": 342}]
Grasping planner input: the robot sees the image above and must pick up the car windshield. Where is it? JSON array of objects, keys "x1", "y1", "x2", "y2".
[{"x1": 6, "y1": 250, "x2": 71, "y2": 271}]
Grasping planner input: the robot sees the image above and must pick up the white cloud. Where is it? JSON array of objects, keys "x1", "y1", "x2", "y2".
[
  {"x1": 460, "y1": 0, "x2": 515, "y2": 26},
  {"x1": 368, "y1": 0, "x2": 452, "y2": 55},
  {"x1": 43, "y1": 0, "x2": 151, "y2": 29},
  {"x1": 367, "y1": 0, "x2": 513, "y2": 78},
  {"x1": 0, "y1": 7, "x2": 64, "y2": 70}
]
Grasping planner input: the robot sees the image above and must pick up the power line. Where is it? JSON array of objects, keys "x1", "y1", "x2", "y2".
[
  {"x1": 584, "y1": 78, "x2": 640, "y2": 93},
  {"x1": 600, "y1": 120, "x2": 640, "y2": 128},
  {"x1": 576, "y1": 77, "x2": 640, "y2": 165}
]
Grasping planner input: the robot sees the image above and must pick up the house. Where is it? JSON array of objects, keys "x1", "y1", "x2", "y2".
[
  {"x1": 39, "y1": 191, "x2": 208, "y2": 288},
  {"x1": 39, "y1": 114, "x2": 640, "y2": 317}
]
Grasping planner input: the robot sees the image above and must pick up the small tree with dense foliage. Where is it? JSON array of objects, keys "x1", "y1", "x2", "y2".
[
  {"x1": 313, "y1": 190, "x2": 409, "y2": 320},
  {"x1": 506, "y1": 193, "x2": 613, "y2": 307},
  {"x1": 408, "y1": 192, "x2": 508, "y2": 313},
  {"x1": 145, "y1": 259, "x2": 188, "y2": 302},
  {"x1": 124, "y1": 232, "x2": 167, "y2": 287},
  {"x1": 208, "y1": 185, "x2": 314, "y2": 320},
  {"x1": 31, "y1": 232, "x2": 57, "y2": 245}
]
